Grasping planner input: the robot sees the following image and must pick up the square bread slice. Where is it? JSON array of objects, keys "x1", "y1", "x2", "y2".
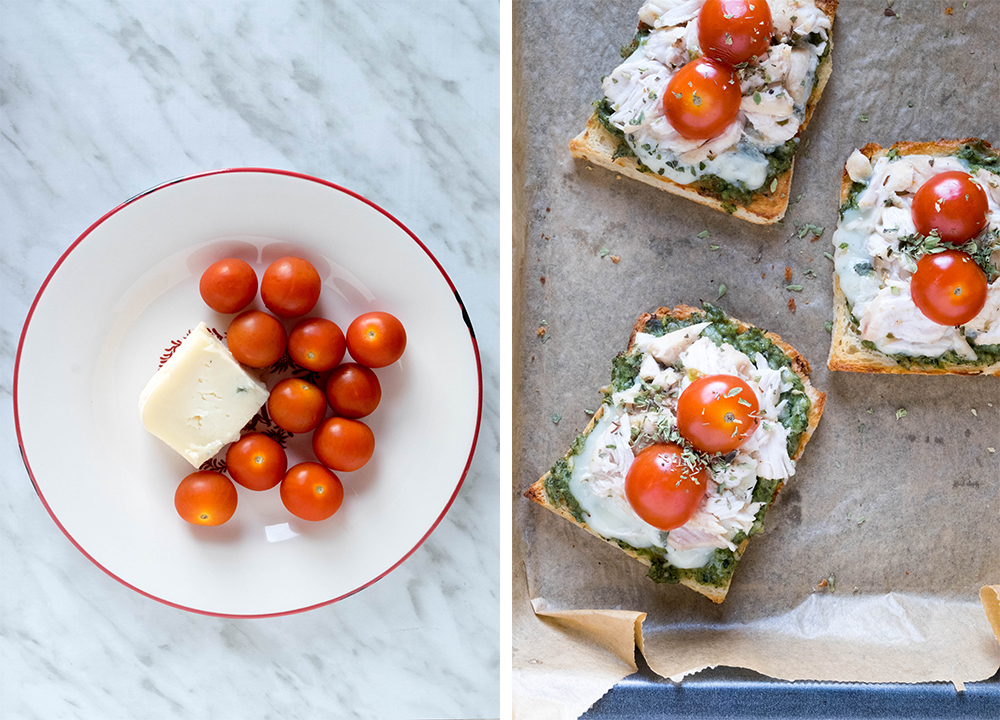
[
  {"x1": 525, "y1": 305, "x2": 826, "y2": 603},
  {"x1": 828, "y1": 138, "x2": 1000, "y2": 376},
  {"x1": 569, "y1": 0, "x2": 838, "y2": 225}
]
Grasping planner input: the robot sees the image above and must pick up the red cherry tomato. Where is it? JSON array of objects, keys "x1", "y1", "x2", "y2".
[
  {"x1": 663, "y1": 58, "x2": 741, "y2": 140},
  {"x1": 325, "y1": 363, "x2": 382, "y2": 419},
  {"x1": 260, "y1": 257, "x2": 322, "y2": 318},
  {"x1": 624, "y1": 443, "x2": 709, "y2": 531},
  {"x1": 313, "y1": 417, "x2": 375, "y2": 472},
  {"x1": 911, "y1": 171, "x2": 989, "y2": 244},
  {"x1": 676, "y1": 374, "x2": 760, "y2": 455},
  {"x1": 225, "y1": 433, "x2": 288, "y2": 491},
  {"x1": 910, "y1": 250, "x2": 988, "y2": 326},
  {"x1": 268, "y1": 378, "x2": 328, "y2": 434},
  {"x1": 288, "y1": 317, "x2": 346, "y2": 372},
  {"x1": 346, "y1": 312, "x2": 407, "y2": 368},
  {"x1": 199, "y1": 258, "x2": 258, "y2": 314},
  {"x1": 174, "y1": 471, "x2": 238, "y2": 526},
  {"x1": 280, "y1": 462, "x2": 344, "y2": 522},
  {"x1": 699, "y1": 0, "x2": 773, "y2": 65},
  {"x1": 227, "y1": 310, "x2": 287, "y2": 368}
]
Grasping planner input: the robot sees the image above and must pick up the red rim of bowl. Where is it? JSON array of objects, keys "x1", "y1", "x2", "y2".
[{"x1": 12, "y1": 167, "x2": 484, "y2": 618}]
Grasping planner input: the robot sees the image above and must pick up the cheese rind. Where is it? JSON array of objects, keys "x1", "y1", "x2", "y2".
[{"x1": 139, "y1": 322, "x2": 269, "y2": 467}]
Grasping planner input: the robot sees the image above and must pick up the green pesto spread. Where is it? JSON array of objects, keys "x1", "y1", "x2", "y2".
[{"x1": 543, "y1": 305, "x2": 810, "y2": 588}]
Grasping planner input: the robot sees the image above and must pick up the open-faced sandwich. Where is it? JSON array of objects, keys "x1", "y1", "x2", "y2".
[
  {"x1": 829, "y1": 138, "x2": 1000, "y2": 376},
  {"x1": 526, "y1": 305, "x2": 825, "y2": 603},
  {"x1": 570, "y1": 0, "x2": 837, "y2": 224}
]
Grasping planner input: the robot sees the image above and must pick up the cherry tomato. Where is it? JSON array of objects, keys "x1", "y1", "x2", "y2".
[
  {"x1": 225, "y1": 433, "x2": 287, "y2": 491},
  {"x1": 624, "y1": 443, "x2": 709, "y2": 531},
  {"x1": 227, "y1": 310, "x2": 287, "y2": 368},
  {"x1": 268, "y1": 378, "x2": 327, "y2": 434},
  {"x1": 260, "y1": 257, "x2": 322, "y2": 318},
  {"x1": 663, "y1": 58, "x2": 741, "y2": 140},
  {"x1": 346, "y1": 312, "x2": 407, "y2": 368},
  {"x1": 676, "y1": 374, "x2": 760, "y2": 455},
  {"x1": 699, "y1": 0, "x2": 773, "y2": 65},
  {"x1": 313, "y1": 417, "x2": 375, "y2": 472},
  {"x1": 910, "y1": 249, "x2": 988, "y2": 326},
  {"x1": 288, "y1": 317, "x2": 346, "y2": 372},
  {"x1": 199, "y1": 258, "x2": 258, "y2": 314},
  {"x1": 911, "y1": 171, "x2": 989, "y2": 244},
  {"x1": 280, "y1": 462, "x2": 344, "y2": 522},
  {"x1": 174, "y1": 471, "x2": 238, "y2": 526},
  {"x1": 325, "y1": 363, "x2": 382, "y2": 419}
]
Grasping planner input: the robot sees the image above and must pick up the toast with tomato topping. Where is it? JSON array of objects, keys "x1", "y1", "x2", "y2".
[
  {"x1": 828, "y1": 138, "x2": 1000, "y2": 376},
  {"x1": 525, "y1": 305, "x2": 826, "y2": 603},
  {"x1": 569, "y1": 0, "x2": 838, "y2": 225}
]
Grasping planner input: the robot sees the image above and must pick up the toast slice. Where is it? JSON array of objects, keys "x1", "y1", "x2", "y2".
[
  {"x1": 570, "y1": 1, "x2": 838, "y2": 225},
  {"x1": 526, "y1": 305, "x2": 826, "y2": 603},
  {"x1": 828, "y1": 138, "x2": 1000, "y2": 376}
]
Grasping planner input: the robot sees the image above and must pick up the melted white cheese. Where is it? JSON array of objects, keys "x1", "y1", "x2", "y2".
[{"x1": 833, "y1": 152, "x2": 1000, "y2": 360}]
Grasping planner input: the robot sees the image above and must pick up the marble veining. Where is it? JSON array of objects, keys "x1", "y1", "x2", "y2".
[{"x1": 0, "y1": 1, "x2": 499, "y2": 717}]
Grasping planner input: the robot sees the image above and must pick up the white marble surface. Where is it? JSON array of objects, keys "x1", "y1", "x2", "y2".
[{"x1": 0, "y1": 1, "x2": 499, "y2": 718}]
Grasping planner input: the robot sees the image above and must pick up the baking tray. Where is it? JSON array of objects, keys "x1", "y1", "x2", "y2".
[
  {"x1": 584, "y1": 660, "x2": 1000, "y2": 718},
  {"x1": 513, "y1": 0, "x2": 1000, "y2": 713}
]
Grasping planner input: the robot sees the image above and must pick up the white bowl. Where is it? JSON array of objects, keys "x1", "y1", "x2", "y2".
[{"x1": 14, "y1": 169, "x2": 482, "y2": 617}]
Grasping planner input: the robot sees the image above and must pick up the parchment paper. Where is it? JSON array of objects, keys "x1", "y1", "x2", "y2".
[{"x1": 514, "y1": 1, "x2": 1000, "y2": 716}]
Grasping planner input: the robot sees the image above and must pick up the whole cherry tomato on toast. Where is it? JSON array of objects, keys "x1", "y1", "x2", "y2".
[
  {"x1": 911, "y1": 171, "x2": 989, "y2": 244},
  {"x1": 663, "y1": 58, "x2": 741, "y2": 141},
  {"x1": 910, "y1": 249, "x2": 988, "y2": 326},
  {"x1": 624, "y1": 443, "x2": 708, "y2": 531},
  {"x1": 676, "y1": 374, "x2": 760, "y2": 455},
  {"x1": 699, "y1": 0, "x2": 773, "y2": 65}
]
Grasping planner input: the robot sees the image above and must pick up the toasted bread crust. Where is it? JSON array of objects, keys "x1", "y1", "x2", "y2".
[
  {"x1": 827, "y1": 138, "x2": 1000, "y2": 376},
  {"x1": 525, "y1": 307, "x2": 827, "y2": 603},
  {"x1": 569, "y1": 2, "x2": 837, "y2": 224}
]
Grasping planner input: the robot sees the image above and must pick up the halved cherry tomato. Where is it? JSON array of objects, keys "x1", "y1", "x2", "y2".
[
  {"x1": 624, "y1": 443, "x2": 708, "y2": 531},
  {"x1": 227, "y1": 310, "x2": 287, "y2": 368},
  {"x1": 268, "y1": 378, "x2": 327, "y2": 434},
  {"x1": 325, "y1": 363, "x2": 381, "y2": 418},
  {"x1": 663, "y1": 58, "x2": 741, "y2": 140},
  {"x1": 346, "y1": 312, "x2": 407, "y2": 368},
  {"x1": 280, "y1": 462, "x2": 344, "y2": 522},
  {"x1": 676, "y1": 374, "x2": 760, "y2": 455},
  {"x1": 225, "y1": 433, "x2": 287, "y2": 491},
  {"x1": 288, "y1": 317, "x2": 346, "y2": 372},
  {"x1": 261, "y1": 257, "x2": 322, "y2": 318},
  {"x1": 699, "y1": 0, "x2": 773, "y2": 65},
  {"x1": 199, "y1": 258, "x2": 258, "y2": 314},
  {"x1": 313, "y1": 417, "x2": 375, "y2": 472},
  {"x1": 174, "y1": 471, "x2": 238, "y2": 526},
  {"x1": 910, "y1": 249, "x2": 988, "y2": 326},
  {"x1": 911, "y1": 171, "x2": 989, "y2": 244}
]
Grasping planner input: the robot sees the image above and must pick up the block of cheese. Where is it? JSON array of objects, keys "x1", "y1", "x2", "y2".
[{"x1": 139, "y1": 322, "x2": 269, "y2": 468}]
